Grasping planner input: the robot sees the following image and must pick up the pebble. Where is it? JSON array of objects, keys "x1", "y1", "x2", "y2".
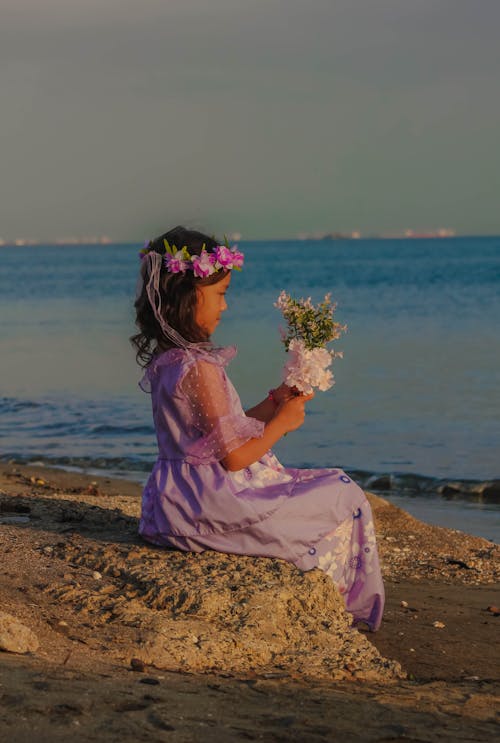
[
  {"x1": 433, "y1": 621, "x2": 446, "y2": 629},
  {"x1": 130, "y1": 658, "x2": 146, "y2": 672},
  {"x1": 92, "y1": 571, "x2": 102, "y2": 581},
  {"x1": 0, "y1": 611, "x2": 39, "y2": 654},
  {"x1": 400, "y1": 601, "x2": 409, "y2": 608},
  {"x1": 30, "y1": 477, "x2": 47, "y2": 486}
]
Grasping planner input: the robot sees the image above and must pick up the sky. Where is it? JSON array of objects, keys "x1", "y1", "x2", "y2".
[{"x1": 1, "y1": 0, "x2": 500, "y2": 241}]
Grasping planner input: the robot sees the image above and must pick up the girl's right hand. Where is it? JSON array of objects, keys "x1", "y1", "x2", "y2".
[{"x1": 275, "y1": 392, "x2": 314, "y2": 433}]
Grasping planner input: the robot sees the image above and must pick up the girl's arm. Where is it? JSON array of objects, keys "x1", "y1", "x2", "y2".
[
  {"x1": 245, "y1": 384, "x2": 294, "y2": 423},
  {"x1": 223, "y1": 392, "x2": 314, "y2": 471},
  {"x1": 181, "y1": 361, "x2": 310, "y2": 472}
]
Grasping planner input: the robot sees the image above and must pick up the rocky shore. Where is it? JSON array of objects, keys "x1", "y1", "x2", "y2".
[{"x1": 1, "y1": 464, "x2": 499, "y2": 741}]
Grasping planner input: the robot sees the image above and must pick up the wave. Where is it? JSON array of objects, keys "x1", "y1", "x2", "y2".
[
  {"x1": 88, "y1": 424, "x2": 154, "y2": 436},
  {"x1": 0, "y1": 398, "x2": 43, "y2": 413},
  {"x1": 0, "y1": 453, "x2": 152, "y2": 481},
  {"x1": 349, "y1": 469, "x2": 500, "y2": 505},
  {"x1": 1, "y1": 453, "x2": 499, "y2": 504}
]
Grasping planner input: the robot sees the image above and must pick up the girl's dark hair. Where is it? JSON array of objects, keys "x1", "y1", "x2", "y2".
[{"x1": 131, "y1": 225, "x2": 227, "y2": 367}]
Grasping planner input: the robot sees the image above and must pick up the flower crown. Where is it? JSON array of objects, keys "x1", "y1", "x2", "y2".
[{"x1": 139, "y1": 238, "x2": 244, "y2": 278}]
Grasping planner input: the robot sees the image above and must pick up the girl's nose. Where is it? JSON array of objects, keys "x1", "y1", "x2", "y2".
[{"x1": 221, "y1": 297, "x2": 228, "y2": 311}]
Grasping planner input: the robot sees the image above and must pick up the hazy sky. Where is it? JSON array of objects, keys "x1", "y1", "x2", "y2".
[{"x1": 1, "y1": 0, "x2": 499, "y2": 240}]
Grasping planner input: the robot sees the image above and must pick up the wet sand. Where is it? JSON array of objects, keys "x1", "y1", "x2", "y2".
[{"x1": 1, "y1": 464, "x2": 498, "y2": 741}]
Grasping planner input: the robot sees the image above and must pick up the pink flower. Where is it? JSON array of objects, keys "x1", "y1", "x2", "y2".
[
  {"x1": 274, "y1": 290, "x2": 290, "y2": 311},
  {"x1": 165, "y1": 250, "x2": 188, "y2": 274},
  {"x1": 230, "y1": 247, "x2": 244, "y2": 269},
  {"x1": 214, "y1": 244, "x2": 235, "y2": 269},
  {"x1": 191, "y1": 250, "x2": 216, "y2": 278}
]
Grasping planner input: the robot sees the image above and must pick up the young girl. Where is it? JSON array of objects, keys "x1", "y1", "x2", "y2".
[{"x1": 132, "y1": 226, "x2": 384, "y2": 631}]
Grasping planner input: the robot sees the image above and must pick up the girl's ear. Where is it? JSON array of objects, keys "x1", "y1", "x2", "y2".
[{"x1": 195, "y1": 285, "x2": 204, "y2": 307}]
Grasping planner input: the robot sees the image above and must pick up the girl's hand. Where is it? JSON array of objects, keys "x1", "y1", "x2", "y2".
[
  {"x1": 275, "y1": 392, "x2": 314, "y2": 433},
  {"x1": 271, "y1": 383, "x2": 296, "y2": 406}
]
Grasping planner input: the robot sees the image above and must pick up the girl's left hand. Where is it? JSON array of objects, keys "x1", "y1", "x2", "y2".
[{"x1": 272, "y1": 383, "x2": 296, "y2": 406}]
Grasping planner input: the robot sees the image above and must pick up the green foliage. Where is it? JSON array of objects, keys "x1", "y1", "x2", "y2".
[{"x1": 276, "y1": 292, "x2": 347, "y2": 351}]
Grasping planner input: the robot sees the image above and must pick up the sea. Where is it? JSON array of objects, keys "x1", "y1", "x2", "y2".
[{"x1": 1, "y1": 237, "x2": 499, "y2": 542}]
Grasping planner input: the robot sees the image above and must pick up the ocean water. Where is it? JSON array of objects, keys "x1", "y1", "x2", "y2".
[{"x1": 1, "y1": 237, "x2": 499, "y2": 541}]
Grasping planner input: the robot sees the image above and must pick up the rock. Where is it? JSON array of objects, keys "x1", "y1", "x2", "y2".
[
  {"x1": 92, "y1": 571, "x2": 102, "y2": 580},
  {"x1": 439, "y1": 482, "x2": 464, "y2": 497},
  {"x1": 481, "y1": 481, "x2": 500, "y2": 503},
  {"x1": 365, "y1": 474, "x2": 394, "y2": 491},
  {"x1": 432, "y1": 621, "x2": 445, "y2": 629},
  {"x1": 46, "y1": 543, "x2": 405, "y2": 682},
  {"x1": 130, "y1": 657, "x2": 146, "y2": 672},
  {"x1": 30, "y1": 476, "x2": 47, "y2": 486},
  {"x1": 0, "y1": 611, "x2": 39, "y2": 654}
]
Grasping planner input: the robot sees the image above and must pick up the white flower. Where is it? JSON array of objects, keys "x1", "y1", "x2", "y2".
[
  {"x1": 282, "y1": 338, "x2": 334, "y2": 393},
  {"x1": 318, "y1": 550, "x2": 340, "y2": 577}
]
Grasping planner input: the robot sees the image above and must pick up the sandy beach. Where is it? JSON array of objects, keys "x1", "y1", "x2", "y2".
[{"x1": 1, "y1": 463, "x2": 498, "y2": 741}]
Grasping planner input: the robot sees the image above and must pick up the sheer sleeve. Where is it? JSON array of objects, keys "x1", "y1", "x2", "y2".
[{"x1": 179, "y1": 358, "x2": 265, "y2": 462}]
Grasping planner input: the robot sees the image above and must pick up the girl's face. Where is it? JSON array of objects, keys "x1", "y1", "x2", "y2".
[{"x1": 195, "y1": 272, "x2": 231, "y2": 336}]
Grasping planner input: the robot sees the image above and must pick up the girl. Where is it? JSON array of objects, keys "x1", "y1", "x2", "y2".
[{"x1": 132, "y1": 226, "x2": 384, "y2": 631}]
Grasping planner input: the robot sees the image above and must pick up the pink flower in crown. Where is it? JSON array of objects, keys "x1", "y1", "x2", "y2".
[
  {"x1": 191, "y1": 250, "x2": 216, "y2": 278},
  {"x1": 214, "y1": 244, "x2": 236, "y2": 269},
  {"x1": 165, "y1": 250, "x2": 189, "y2": 274},
  {"x1": 231, "y1": 246, "x2": 244, "y2": 269}
]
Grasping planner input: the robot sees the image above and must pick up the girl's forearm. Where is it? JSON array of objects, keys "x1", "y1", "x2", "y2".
[
  {"x1": 245, "y1": 397, "x2": 276, "y2": 423},
  {"x1": 221, "y1": 417, "x2": 285, "y2": 471}
]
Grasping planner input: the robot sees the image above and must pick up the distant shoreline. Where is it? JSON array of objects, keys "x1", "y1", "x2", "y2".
[{"x1": 1, "y1": 233, "x2": 500, "y2": 247}]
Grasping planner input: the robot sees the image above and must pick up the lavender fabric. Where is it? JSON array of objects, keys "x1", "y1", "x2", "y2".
[{"x1": 139, "y1": 347, "x2": 384, "y2": 630}]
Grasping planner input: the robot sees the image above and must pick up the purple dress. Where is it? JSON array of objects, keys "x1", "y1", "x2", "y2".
[{"x1": 139, "y1": 346, "x2": 384, "y2": 630}]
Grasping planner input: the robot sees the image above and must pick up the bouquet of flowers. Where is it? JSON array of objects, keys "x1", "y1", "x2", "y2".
[{"x1": 275, "y1": 291, "x2": 347, "y2": 394}]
